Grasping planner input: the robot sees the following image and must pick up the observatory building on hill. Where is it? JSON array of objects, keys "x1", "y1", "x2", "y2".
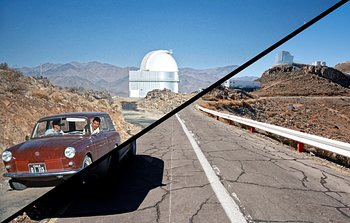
[
  {"x1": 275, "y1": 51, "x2": 294, "y2": 65},
  {"x1": 129, "y1": 50, "x2": 179, "y2": 97}
]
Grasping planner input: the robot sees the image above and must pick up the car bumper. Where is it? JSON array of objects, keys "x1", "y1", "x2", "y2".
[{"x1": 3, "y1": 169, "x2": 82, "y2": 181}]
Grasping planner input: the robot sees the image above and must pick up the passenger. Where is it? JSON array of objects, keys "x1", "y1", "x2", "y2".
[
  {"x1": 45, "y1": 120, "x2": 63, "y2": 136},
  {"x1": 91, "y1": 117, "x2": 101, "y2": 134}
]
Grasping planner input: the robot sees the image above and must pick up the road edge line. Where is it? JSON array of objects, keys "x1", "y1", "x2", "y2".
[{"x1": 175, "y1": 114, "x2": 247, "y2": 223}]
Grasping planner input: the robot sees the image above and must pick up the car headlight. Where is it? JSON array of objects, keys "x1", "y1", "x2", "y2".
[
  {"x1": 64, "y1": 147, "x2": 76, "y2": 158},
  {"x1": 2, "y1": 151, "x2": 12, "y2": 162}
]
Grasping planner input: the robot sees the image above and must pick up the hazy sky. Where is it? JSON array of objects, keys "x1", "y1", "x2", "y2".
[{"x1": 0, "y1": 0, "x2": 348, "y2": 78}]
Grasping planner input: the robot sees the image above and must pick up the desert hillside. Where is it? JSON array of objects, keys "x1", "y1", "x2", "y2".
[
  {"x1": 256, "y1": 64, "x2": 350, "y2": 97},
  {"x1": 335, "y1": 61, "x2": 350, "y2": 74},
  {"x1": 0, "y1": 64, "x2": 136, "y2": 152},
  {"x1": 199, "y1": 64, "x2": 350, "y2": 165}
]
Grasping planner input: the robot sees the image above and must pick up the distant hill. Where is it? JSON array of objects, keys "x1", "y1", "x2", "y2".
[
  {"x1": 18, "y1": 62, "x2": 138, "y2": 97},
  {"x1": 179, "y1": 65, "x2": 238, "y2": 93},
  {"x1": 335, "y1": 61, "x2": 350, "y2": 75},
  {"x1": 232, "y1": 76, "x2": 259, "y2": 81},
  {"x1": 256, "y1": 63, "x2": 350, "y2": 96},
  {"x1": 18, "y1": 62, "x2": 238, "y2": 96}
]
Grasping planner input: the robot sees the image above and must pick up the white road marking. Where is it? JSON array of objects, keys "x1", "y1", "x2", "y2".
[
  {"x1": 169, "y1": 122, "x2": 174, "y2": 223},
  {"x1": 213, "y1": 165, "x2": 221, "y2": 175},
  {"x1": 176, "y1": 114, "x2": 247, "y2": 223}
]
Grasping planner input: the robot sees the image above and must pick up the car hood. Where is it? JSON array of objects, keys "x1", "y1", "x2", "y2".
[{"x1": 9, "y1": 136, "x2": 85, "y2": 161}]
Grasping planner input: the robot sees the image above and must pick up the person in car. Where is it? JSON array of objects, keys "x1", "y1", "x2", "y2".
[
  {"x1": 45, "y1": 120, "x2": 63, "y2": 136},
  {"x1": 91, "y1": 117, "x2": 101, "y2": 134}
]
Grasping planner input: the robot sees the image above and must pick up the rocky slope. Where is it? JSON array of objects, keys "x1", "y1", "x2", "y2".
[
  {"x1": 257, "y1": 64, "x2": 350, "y2": 96},
  {"x1": 335, "y1": 61, "x2": 350, "y2": 75},
  {"x1": 0, "y1": 65, "x2": 135, "y2": 153},
  {"x1": 137, "y1": 89, "x2": 195, "y2": 114}
]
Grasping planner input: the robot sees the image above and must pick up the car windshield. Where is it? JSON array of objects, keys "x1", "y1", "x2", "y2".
[{"x1": 31, "y1": 117, "x2": 88, "y2": 138}]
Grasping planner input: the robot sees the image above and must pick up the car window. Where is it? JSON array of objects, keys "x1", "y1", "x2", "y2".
[
  {"x1": 62, "y1": 117, "x2": 88, "y2": 135},
  {"x1": 31, "y1": 121, "x2": 47, "y2": 138},
  {"x1": 104, "y1": 115, "x2": 115, "y2": 131},
  {"x1": 31, "y1": 117, "x2": 88, "y2": 138},
  {"x1": 100, "y1": 117, "x2": 109, "y2": 132},
  {"x1": 74, "y1": 119, "x2": 87, "y2": 132}
]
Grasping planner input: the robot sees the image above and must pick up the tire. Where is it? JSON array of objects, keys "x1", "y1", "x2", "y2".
[
  {"x1": 82, "y1": 155, "x2": 92, "y2": 168},
  {"x1": 108, "y1": 151, "x2": 120, "y2": 174},
  {"x1": 9, "y1": 179, "x2": 27, "y2": 190},
  {"x1": 127, "y1": 140, "x2": 137, "y2": 157}
]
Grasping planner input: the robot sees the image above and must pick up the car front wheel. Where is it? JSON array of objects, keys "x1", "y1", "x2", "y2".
[
  {"x1": 82, "y1": 155, "x2": 92, "y2": 168},
  {"x1": 128, "y1": 140, "x2": 137, "y2": 156},
  {"x1": 9, "y1": 179, "x2": 27, "y2": 190}
]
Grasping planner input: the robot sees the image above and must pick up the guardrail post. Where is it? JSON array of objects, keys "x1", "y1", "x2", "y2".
[
  {"x1": 216, "y1": 116, "x2": 219, "y2": 120},
  {"x1": 297, "y1": 130, "x2": 305, "y2": 153},
  {"x1": 249, "y1": 127, "x2": 256, "y2": 133},
  {"x1": 297, "y1": 142, "x2": 305, "y2": 153}
]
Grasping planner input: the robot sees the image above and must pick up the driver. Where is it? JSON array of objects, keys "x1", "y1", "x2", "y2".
[{"x1": 45, "y1": 120, "x2": 63, "y2": 136}]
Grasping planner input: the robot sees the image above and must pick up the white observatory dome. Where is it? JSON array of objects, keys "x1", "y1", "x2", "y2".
[{"x1": 140, "y1": 50, "x2": 178, "y2": 72}]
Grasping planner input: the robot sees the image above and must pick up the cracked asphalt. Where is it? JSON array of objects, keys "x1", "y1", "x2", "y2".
[{"x1": 177, "y1": 105, "x2": 350, "y2": 223}]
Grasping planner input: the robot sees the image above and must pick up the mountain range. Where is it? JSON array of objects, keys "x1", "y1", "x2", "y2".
[{"x1": 17, "y1": 62, "x2": 240, "y2": 96}]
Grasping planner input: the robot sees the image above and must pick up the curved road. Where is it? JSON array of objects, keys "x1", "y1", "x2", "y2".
[{"x1": 2, "y1": 105, "x2": 350, "y2": 222}]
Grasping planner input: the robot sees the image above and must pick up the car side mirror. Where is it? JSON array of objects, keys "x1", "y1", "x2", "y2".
[{"x1": 25, "y1": 135, "x2": 30, "y2": 141}]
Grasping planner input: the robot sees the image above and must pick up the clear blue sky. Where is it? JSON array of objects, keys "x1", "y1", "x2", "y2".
[{"x1": 0, "y1": 0, "x2": 349, "y2": 78}]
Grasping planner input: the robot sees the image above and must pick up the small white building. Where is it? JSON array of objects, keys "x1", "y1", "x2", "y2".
[
  {"x1": 129, "y1": 50, "x2": 179, "y2": 97},
  {"x1": 275, "y1": 51, "x2": 294, "y2": 65},
  {"x1": 313, "y1": 61, "x2": 327, "y2": 66},
  {"x1": 222, "y1": 79, "x2": 230, "y2": 88}
]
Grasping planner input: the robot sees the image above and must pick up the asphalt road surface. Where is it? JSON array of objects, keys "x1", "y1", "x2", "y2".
[
  {"x1": 0, "y1": 185, "x2": 53, "y2": 222},
  {"x1": 3, "y1": 105, "x2": 350, "y2": 222}
]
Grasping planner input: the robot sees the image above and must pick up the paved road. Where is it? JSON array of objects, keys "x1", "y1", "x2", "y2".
[
  {"x1": 0, "y1": 185, "x2": 52, "y2": 222},
  {"x1": 178, "y1": 106, "x2": 350, "y2": 222},
  {"x1": 3, "y1": 105, "x2": 350, "y2": 222},
  {"x1": 120, "y1": 98, "x2": 163, "y2": 129}
]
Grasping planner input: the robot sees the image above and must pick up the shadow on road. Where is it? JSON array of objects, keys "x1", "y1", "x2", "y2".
[{"x1": 25, "y1": 155, "x2": 164, "y2": 220}]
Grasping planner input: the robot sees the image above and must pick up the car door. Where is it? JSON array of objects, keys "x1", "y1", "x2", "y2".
[
  {"x1": 90, "y1": 117, "x2": 108, "y2": 160},
  {"x1": 103, "y1": 115, "x2": 120, "y2": 151}
]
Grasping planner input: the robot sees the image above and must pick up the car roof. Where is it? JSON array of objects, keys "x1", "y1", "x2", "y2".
[{"x1": 38, "y1": 112, "x2": 109, "y2": 121}]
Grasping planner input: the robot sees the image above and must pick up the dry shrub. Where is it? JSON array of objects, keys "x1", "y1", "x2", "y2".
[
  {"x1": 313, "y1": 149, "x2": 350, "y2": 168},
  {"x1": 50, "y1": 92, "x2": 64, "y2": 103},
  {"x1": 266, "y1": 112, "x2": 277, "y2": 118},
  {"x1": 197, "y1": 101, "x2": 216, "y2": 109},
  {"x1": 201, "y1": 94, "x2": 218, "y2": 101},
  {"x1": 31, "y1": 90, "x2": 49, "y2": 100},
  {"x1": 198, "y1": 100, "x2": 252, "y2": 112},
  {"x1": 98, "y1": 99, "x2": 108, "y2": 107}
]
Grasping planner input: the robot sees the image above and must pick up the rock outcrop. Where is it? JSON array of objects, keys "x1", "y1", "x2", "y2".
[
  {"x1": 335, "y1": 61, "x2": 350, "y2": 75},
  {"x1": 137, "y1": 89, "x2": 194, "y2": 114},
  {"x1": 257, "y1": 64, "x2": 350, "y2": 96}
]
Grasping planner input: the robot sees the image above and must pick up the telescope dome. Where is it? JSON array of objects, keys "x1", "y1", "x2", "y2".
[{"x1": 140, "y1": 50, "x2": 178, "y2": 72}]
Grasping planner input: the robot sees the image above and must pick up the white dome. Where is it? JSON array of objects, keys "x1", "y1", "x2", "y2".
[{"x1": 140, "y1": 50, "x2": 178, "y2": 72}]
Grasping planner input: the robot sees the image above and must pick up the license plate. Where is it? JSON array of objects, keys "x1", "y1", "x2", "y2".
[{"x1": 28, "y1": 163, "x2": 47, "y2": 173}]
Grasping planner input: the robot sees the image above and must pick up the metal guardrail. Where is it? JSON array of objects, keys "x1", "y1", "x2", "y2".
[{"x1": 197, "y1": 105, "x2": 350, "y2": 158}]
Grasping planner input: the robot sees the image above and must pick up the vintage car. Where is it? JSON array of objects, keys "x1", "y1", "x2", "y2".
[{"x1": 1, "y1": 112, "x2": 136, "y2": 190}]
